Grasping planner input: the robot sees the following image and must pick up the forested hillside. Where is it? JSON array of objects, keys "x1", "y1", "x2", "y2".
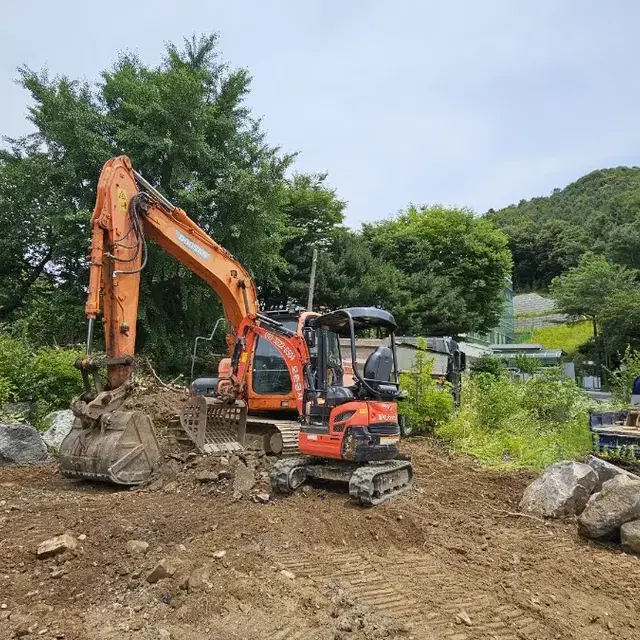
[{"x1": 487, "y1": 167, "x2": 640, "y2": 291}]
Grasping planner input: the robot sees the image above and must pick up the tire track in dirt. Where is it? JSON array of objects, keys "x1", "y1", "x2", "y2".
[{"x1": 273, "y1": 547, "x2": 557, "y2": 640}]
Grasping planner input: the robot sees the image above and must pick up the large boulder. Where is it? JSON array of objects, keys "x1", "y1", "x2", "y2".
[
  {"x1": 519, "y1": 461, "x2": 597, "y2": 518},
  {"x1": 0, "y1": 424, "x2": 48, "y2": 465},
  {"x1": 585, "y1": 455, "x2": 639, "y2": 491},
  {"x1": 41, "y1": 410, "x2": 75, "y2": 450},
  {"x1": 578, "y1": 474, "x2": 640, "y2": 540},
  {"x1": 621, "y1": 519, "x2": 640, "y2": 554}
]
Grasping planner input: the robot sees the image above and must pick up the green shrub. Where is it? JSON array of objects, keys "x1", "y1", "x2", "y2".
[
  {"x1": 608, "y1": 347, "x2": 640, "y2": 405},
  {"x1": 0, "y1": 333, "x2": 83, "y2": 426},
  {"x1": 437, "y1": 369, "x2": 593, "y2": 470},
  {"x1": 470, "y1": 354, "x2": 503, "y2": 378},
  {"x1": 398, "y1": 338, "x2": 454, "y2": 432}
]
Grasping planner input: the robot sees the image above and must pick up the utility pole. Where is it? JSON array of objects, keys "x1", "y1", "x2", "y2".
[{"x1": 307, "y1": 248, "x2": 318, "y2": 312}]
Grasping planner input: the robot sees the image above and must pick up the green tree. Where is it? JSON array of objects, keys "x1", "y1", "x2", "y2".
[
  {"x1": 599, "y1": 290, "x2": 640, "y2": 358},
  {"x1": 549, "y1": 253, "x2": 639, "y2": 375},
  {"x1": 549, "y1": 253, "x2": 638, "y2": 336},
  {"x1": 260, "y1": 173, "x2": 346, "y2": 308},
  {"x1": 487, "y1": 167, "x2": 640, "y2": 291},
  {"x1": 362, "y1": 205, "x2": 513, "y2": 335},
  {"x1": 0, "y1": 34, "x2": 341, "y2": 373}
]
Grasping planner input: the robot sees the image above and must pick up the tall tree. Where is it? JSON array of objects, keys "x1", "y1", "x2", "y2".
[
  {"x1": 1, "y1": 34, "x2": 344, "y2": 373},
  {"x1": 362, "y1": 205, "x2": 513, "y2": 336},
  {"x1": 549, "y1": 253, "x2": 639, "y2": 372}
]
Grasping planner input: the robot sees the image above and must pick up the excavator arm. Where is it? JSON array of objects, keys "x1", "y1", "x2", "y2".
[
  {"x1": 82, "y1": 155, "x2": 266, "y2": 390},
  {"x1": 61, "y1": 156, "x2": 311, "y2": 484}
]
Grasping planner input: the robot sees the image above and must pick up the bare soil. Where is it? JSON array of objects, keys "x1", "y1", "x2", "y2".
[{"x1": 2, "y1": 433, "x2": 640, "y2": 639}]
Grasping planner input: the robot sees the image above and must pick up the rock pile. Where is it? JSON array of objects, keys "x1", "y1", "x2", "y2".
[
  {"x1": 520, "y1": 455, "x2": 640, "y2": 552},
  {"x1": 141, "y1": 448, "x2": 276, "y2": 502}
]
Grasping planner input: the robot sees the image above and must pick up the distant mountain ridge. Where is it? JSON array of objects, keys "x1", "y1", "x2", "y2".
[{"x1": 486, "y1": 167, "x2": 640, "y2": 291}]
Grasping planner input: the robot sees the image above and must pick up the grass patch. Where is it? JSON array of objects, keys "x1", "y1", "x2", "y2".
[
  {"x1": 523, "y1": 321, "x2": 593, "y2": 357},
  {"x1": 436, "y1": 370, "x2": 594, "y2": 471}
]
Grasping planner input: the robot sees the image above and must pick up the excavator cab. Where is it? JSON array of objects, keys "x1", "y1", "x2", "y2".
[{"x1": 271, "y1": 307, "x2": 413, "y2": 506}]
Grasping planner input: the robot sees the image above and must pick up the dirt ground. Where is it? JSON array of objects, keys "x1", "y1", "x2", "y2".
[{"x1": 2, "y1": 434, "x2": 640, "y2": 640}]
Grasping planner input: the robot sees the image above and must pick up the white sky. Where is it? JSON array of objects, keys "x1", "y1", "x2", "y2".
[{"x1": 2, "y1": 1, "x2": 638, "y2": 226}]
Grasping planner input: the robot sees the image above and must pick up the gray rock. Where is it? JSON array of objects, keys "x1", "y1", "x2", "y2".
[
  {"x1": 146, "y1": 558, "x2": 176, "y2": 584},
  {"x1": 41, "y1": 410, "x2": 75, "y2": 451},
  {"x1": 37, "y1": 534, "x2": 78, "y2": 558},
  {"x1": 519, "y1": 461, "x2": 597, "y2": 518},
  {"x1": 578, "y1": 474, "x2": 640, "y2": 540},
  {"x1": 232, "y1": 462, "x2": 255, "y2": 494},
  {"x1": 125, "y1": 540, "x2": 149, "y2": 555},
  {"x1": 0, "y1": 424, "x2": 48, "y2": 466},
  {"x1": 585, "y1": 455, "x2": 638, "y2": 490},
  {"x1": 621, "y1": 519, "x2": 640, "y2": 553},
  {"x1": 195, "y1": 470, "x2": 219, "y2": 483}
]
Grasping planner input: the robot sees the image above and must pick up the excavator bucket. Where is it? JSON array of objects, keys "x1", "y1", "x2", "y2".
[
  {"x1": 179, "y1": 396, "x2": 247, "y2": 454},
  {"x1": 59, "y1": 411, "x2": 161, "y2": 484},
  {"x1": 58, "y1": 384, "x2": 161, "y2": 485}
]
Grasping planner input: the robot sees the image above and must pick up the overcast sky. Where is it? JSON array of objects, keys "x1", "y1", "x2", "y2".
[{"x1": 2, "y1": 1, "x2": 638, "y2": 226}]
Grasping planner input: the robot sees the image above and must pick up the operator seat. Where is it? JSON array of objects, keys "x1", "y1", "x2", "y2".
[{"x1": 363, "y1": 346, "x2": 398, "y2": 400}]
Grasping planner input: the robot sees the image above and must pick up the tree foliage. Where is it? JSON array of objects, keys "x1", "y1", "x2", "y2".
[
  {"x1": 362, "y1": 205, "x2": 513, "y2": 336},
  {"x1": 0, "y1": 34, "x2": 344, "y2": 373},
  {"x1": 487, "y1": 167, "x2": 640, "y2": 291},
  {"x1": 1, "y1": 33, "x2": 515, "y2": 380}
]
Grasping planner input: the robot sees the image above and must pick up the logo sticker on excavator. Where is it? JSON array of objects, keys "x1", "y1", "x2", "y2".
[
  {"x1": 240, "y1": 352, "x2": 248, "y2": 362},
  {"x1": 175, "y1": 230, "x2": 211, "y2": 260},
  {"x1": 117, "y1": 188, "x2": 128, "y2": 212}
]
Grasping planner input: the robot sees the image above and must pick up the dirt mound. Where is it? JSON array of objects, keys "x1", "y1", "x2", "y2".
[{"x1": 122, "y1": 384, "x2": 188, "y2": 432}]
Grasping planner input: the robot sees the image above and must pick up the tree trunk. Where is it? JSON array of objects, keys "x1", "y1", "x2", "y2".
[{"x1": 0, "y1": 249, "x2": 52, "y2": 319}]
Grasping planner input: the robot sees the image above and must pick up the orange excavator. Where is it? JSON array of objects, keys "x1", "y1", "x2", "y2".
[{"x1": 58, "y1": 156, "x2": 412, "y2": 505}]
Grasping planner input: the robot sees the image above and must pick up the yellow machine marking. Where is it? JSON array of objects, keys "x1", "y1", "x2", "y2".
[{"x1": 117, "y1": 188, "x2": 128, "y2": 212}]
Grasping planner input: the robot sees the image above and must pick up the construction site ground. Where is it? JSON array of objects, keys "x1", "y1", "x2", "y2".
[{"x1": 2, "y1": 431, "x2": 640, "y2": 640}]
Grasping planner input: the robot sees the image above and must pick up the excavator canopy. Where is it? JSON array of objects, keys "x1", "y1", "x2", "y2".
[{"x1": 314, "y1": 307, "x2": 397, "y2": 335}]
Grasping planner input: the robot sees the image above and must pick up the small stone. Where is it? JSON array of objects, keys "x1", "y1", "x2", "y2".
[
  {"x1": 337, "y1": 618, "x2": 354, "y2": 632},
  {"x1": 158, "y1": 630, "x2": 171, "y2": 640},
  {"x1": 218, "y1": 469, "x2": 232, "y2": 480},
  {"x1": 196, "y1": 471, "x2": 219, "y2": 483},
  {"x1": 255, "y1": 492, "x2": 270, "y2": 504},
  {"x1": 37, "y1": 534, "x2": 77, "y2": 559},
  {"x1": 146, "y1": 558, "x2": 176, "y2": 584},
  {"x1": 12, "y1": 621, "x2": 31, "y2": 638},
  {"x1": 233, "y1": 462, "x2": 255, "y2": 494},
  {"x1": 162, "y1": 481, "x2": 178, "y2": 493},
  {"x1": 301, "y1": 485, "x2": 312, "y2": 495},
  {"x1": 126, "y1": 540, "x2": 150, "y2": 556},
  {"x1": 280, "y1": 569, "x2": 296, "y2": 580},
  {"x1": 78, "y1": 534, "x2": 87, "y2": 542},
  {"x1": 175, "y1": 544, "x2": 187, "y2": 552},
  {"x1": 212, "y1": 550, "x2": 227, "y2": 559},
  {"x1": 180, "y1": 565, "x2": 212, "y2": 592},
  {"x1": 455, "y1": 611, "x2": 472, "y2": 626},
  {"x1": 219, "y1": 456, "x2": 229, "y2": 465},
  {"x1": 1, "y1": 603, "x2": 6, "y2": 609},
  {"x1": 50, "y1": 568, "x2": 66, "y2": 579},
  {"x1": 130, "y1": 619, "x2": 144, "y2": 631},
  {"x1": 238, "y1": 602, "x2": 251, "y2": 613}
]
